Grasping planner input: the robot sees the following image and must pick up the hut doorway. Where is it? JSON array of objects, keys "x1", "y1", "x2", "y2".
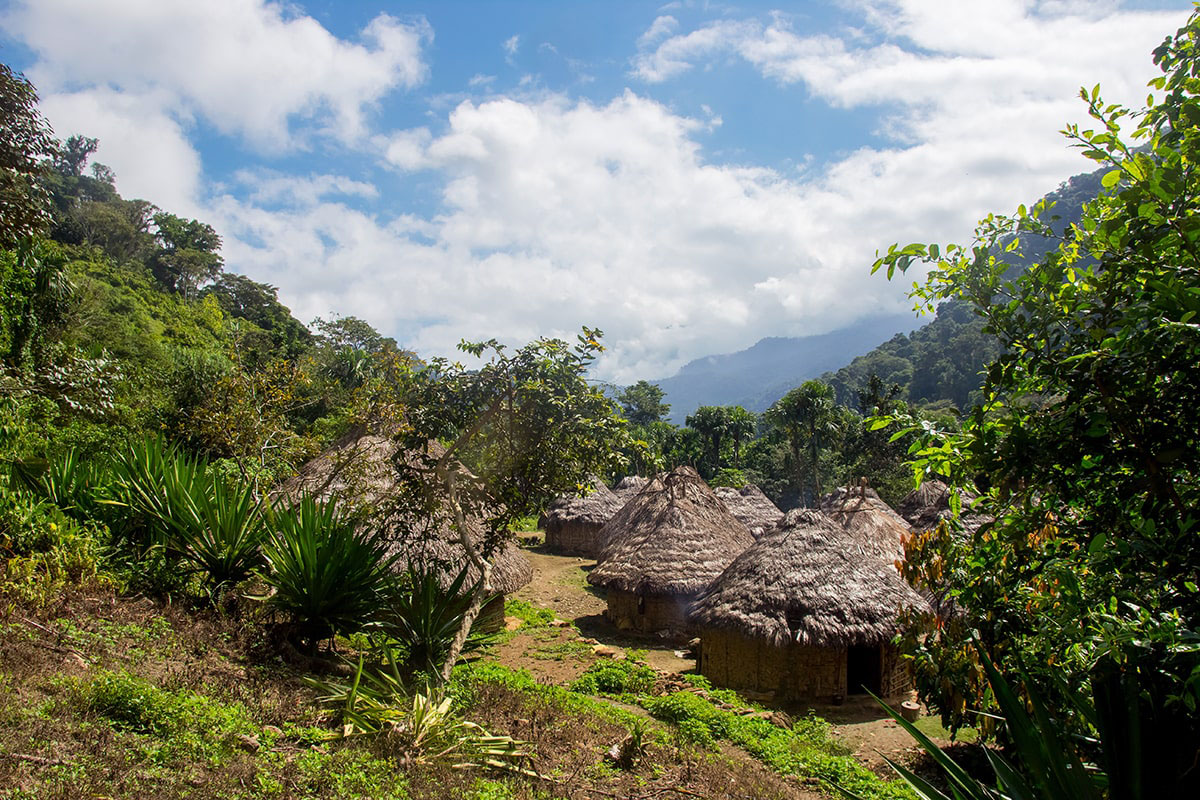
[{"x1": 846, "y1": 646, "x2": 882, "y2": 695}]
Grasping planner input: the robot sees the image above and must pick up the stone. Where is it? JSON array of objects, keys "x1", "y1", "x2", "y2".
[
  {"x1": 592, "y1": 644, "x2": 620, "y2": 658},
  {"x1": 504, "y1": 616, "x2": 524, "y2": 631},
  {"x1": 900, "y1": 701, "x2": 921, "y2": 722},
  {"x1": 232, "y1": 733, "x2": 260, "y2": 753},
  {"x1": 263, "y1": 725, "x2": 283, "y2": 736},
  {"x1": 549, "y1": 619, "x2": 570, "y2": 627}
]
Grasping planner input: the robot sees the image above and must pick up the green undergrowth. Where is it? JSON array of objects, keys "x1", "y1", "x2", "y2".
[
  {"x1": 641, "y1": 689, "x2": 914, "y2": 799},
  {"x1": 567, "y1": 667, "x2": 912, "y2": 799},
  {"x1": 452, "y1": 661, "x2": 644, "y2": 730},
  {"x1": 569, "y1": 653, "x2": 655, "y2": 696}
]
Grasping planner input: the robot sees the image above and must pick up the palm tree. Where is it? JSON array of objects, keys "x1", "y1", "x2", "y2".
[{"x1": 767, "y1": 381, "x2": 841, "y2": 504}]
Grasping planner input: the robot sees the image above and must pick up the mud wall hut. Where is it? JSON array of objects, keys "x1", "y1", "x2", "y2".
[
  {"x1": 543, "y1": 479, "x2": 627, "y2": 557},
  {"x1": 588, "y1": 467, "x2": 754, "y2": 634},
  {"x1": 275, "y1": 432, "x2": 533, "y2": 633},
  {"x1": 691, "y1": 509, "x2": 930, "y2": 702}
]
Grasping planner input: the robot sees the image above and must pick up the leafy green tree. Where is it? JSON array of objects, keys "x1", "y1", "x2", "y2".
[
  {"x1": 685, "y1": 405, "x2": 730, "y2": 477},
  {"x1": 393, "y1": 329, "x2": 629, "y2": 681},
  {"x1": 725, "y1": 406, "x2": 756, "y2": 468},
  {"x1": 149, "y1": 212, "x2": 223, "y2": 297},
  {"x1": 766, "y1": 380, "x2": 841, "y2": 505},
  {"x1": 202, "y1": 273, "x2": 311, "y2": 361},
  {"x1": 617, "y1": 380, "x2": 670, "y2": 425},
  {"x1": 0, "y1": 63, "x2": 55, "y2": 247},
  {"x1": 875, "y1": 14, "x2": 1200, "y2": 795}
]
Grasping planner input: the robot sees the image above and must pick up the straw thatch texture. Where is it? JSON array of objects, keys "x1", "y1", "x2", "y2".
[
  {"x1": 713, "y1": 485, "x2": 783, "y2": 539},
  {"x1": 543, "y1": 479, "x2": 627, "y2": 557},
  {"x1": 896, "y1": 480, "x2": 989, "y2": 535},
  {"x1": 275, "y1": 432, "x2": 533, "y2": 597},
  {"x1": 819, "y1": 485, "x2": 910, "y2": 564},
  {"x1": 589, "y1": 466, "x2": 755, "y2": 597},
  {"x1": 612, "y1": 475, "x2": 648, "y2": 501},
  {"x1": 692, "y1": 509, "x2": 929, "y2": 648}
]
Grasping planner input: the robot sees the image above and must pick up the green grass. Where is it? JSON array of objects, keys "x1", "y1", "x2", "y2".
[
  {"x1": 913, "y1": 715, "x2": 979, "y2": 744},
  {"x1": 640, "y1": 689, "x2": 915, "y2": 799}
]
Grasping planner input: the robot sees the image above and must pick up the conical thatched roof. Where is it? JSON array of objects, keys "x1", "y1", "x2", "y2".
[
  {"x1": 612, "y1": 475, "x2": 649, "y2": 501},
  {"x1": 588, "y1": 466, "x2": 755, "y2": 596},
  {"x1": 275, "y1": 432, "x2": 532, "y2": 594},
  {"x1": 896, "y1": 480, "x2": 989, "y2": 535},
  {"x1": 543, "y1": 479, "x2": 626, "y2": 531},
  {"x1": 713, "y1": 485, "x2": 783, "y2": 539},
  {"x1": 692, "y1": 509, "x2": 930, "y2": 648},
  {"x1": 819, "y1": 485, "x2": 910, "y2": 564}
]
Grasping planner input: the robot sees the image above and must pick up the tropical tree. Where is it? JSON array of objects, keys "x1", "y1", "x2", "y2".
[
  {"x1": 392, "y1": 328, "x2": 628, "y2": 682},
  {"x1": 766, "y1": 380, "x2": 841, "y2": 504},
  {"x1": 617, "y1": 380, "x2": 670, "y2": 426},
  {"x1": 685, "y1": 405, "x2": 730, "y2": 476},
  {"x1": 874, "y1": 12, "x2": 1200, "y2": 795},
  {"x1": 0, "y1": 63, "x2": 55, "y2": 248},
  {"x1": 725, "y1": 405, "x2": 756, "y2": 468}
]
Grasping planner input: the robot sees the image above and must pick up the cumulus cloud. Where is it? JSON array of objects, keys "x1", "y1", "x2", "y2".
[
  {"x1": 7, "y1": 0, "x2": 430, "y2": 150},
  {"x1": 8, "y1": 0, "x2": 1194, "y2": 384}
]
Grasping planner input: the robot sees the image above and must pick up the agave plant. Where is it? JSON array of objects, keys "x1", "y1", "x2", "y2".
[
  {"x1": 259, "y1": 495, "x2": 399, "y2": 645},
  {"x1": 307, "y1": 649, "x2": 533, "y2": 773},
  {"x1": 10, "y1": 449, "x2": 111, "y2": 519},
  {"x1": 163, "y1": 476, "x2": 266, "y2": 594},
  {"x1": 380, "y1": 563, "x2": 495, "y2": 677},
  {"x1": 107, "y1": 436, "x2": 205, "y2": 549}
]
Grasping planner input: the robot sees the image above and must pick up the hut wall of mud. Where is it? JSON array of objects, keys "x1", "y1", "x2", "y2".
[
  {"x1": 544, "y1": 521, "x2": 603, "y2": 557},
  {"x1": 697, "y1": 628, "x2": 910, "y2": 702},
  {"x1": 605, "y1": 588, "x2": 692, "y2": 634}
]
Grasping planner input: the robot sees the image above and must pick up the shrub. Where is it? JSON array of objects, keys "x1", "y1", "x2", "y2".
[
  {"x1": 570, "y1": 657, "x2": 656, "y2": 696},
  {"x1": 259, "y1": 495, "x2": 398, "y2": 645}
]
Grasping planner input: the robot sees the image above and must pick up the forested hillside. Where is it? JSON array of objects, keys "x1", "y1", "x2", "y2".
[{"x1": 823, "y1": 166, "x2": 1105, "y2": 410}]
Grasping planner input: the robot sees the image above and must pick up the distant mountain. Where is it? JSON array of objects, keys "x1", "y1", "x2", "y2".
[
  {"x1": 654, "y1": 313, "x2": 922, "y2": 423},
  {"x1": 653, "y1": 163, "x2": 1108, "y2": 422}
]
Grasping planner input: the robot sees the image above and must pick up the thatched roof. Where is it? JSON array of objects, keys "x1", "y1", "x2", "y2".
[
  {"x1": 543, "y1": 479, "x2": 626, "y2": 531},
  {"x1": 692, "y1": 509, "x2": 930, "y2": 648},
  {"x1": 274, "y1": 432, "x2": 532, "y2": 594},
  {"x1": 612, "y1": 475, "x2": 648, "y2": 501},
  {"x1": 819, "y1": 485, "x2": 910, "y2": 565},
  {"x1": 713, "y1": 485, "x2": 783, "y2": 539},
  {"x1": 588, "y1": 466, "x2": 755, "y2": 597},
  {"x1": 896, "y1": 480, "x2": 989, "y2": 535}
]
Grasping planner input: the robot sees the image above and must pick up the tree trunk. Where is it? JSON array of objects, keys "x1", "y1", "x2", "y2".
[{"x1": 437, "y1": 466, "x2": 495, "y2": 684}]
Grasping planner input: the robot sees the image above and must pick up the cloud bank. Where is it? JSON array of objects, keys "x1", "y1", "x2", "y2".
[{"x1": 6, "y1": 0, "x2": 1190, "y2": 382}]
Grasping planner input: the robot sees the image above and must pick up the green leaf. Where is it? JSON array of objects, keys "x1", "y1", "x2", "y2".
[{"x1": 1101, "y1": 169, "x2": 1122, "y2": 188}]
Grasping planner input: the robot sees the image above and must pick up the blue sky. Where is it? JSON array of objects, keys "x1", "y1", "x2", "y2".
[{"x1": 2, "y1": 0, "x2": 1194, "y2": 381}]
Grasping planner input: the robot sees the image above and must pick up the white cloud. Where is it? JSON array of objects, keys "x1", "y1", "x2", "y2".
[
  {"x1": 8, "y1": 0, "x2": 430, "y2": 150},
  {"x1": 233, "y1": 171, "x2": 379, "y2": 207},
  {"x1": 11, "y1": 0, "x2": 1195, "y2": 384},
  {"x1": 39, "y1": 88, "x2": 204, "y2": 218},
  {"x1": 503, "y1": 34, "x2": 521, "y2": 64}
]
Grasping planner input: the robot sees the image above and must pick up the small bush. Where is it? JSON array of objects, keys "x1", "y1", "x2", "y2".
[{"x1": 570, "y1": 657, "x2": 656, "y2": 696}]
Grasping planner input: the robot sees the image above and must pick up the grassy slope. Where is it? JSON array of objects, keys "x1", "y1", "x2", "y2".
[{"x1": 0, "y1": 586, "x2": 819, "y2": 800}]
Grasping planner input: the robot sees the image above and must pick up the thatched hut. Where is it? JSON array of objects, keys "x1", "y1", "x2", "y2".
[
  {"x1": 713, "y1": 485, "x2": 783, "y2": 539},
  {"x1": 588, "y1": 466, "x2": 754, "y2": 634},
  {"x1": 275, "y1": 432, "x2": 533, "y2": 632},
  {"x1": 897, "y1": 480, "x2": 989, "y2": 535},
  {"x1": 611, "y1": 475, "x2": 648, "y2": 502},
  {"x1": 692, "y1": 509, "x2": 930, "y2": 702},
  {"x1": 542, "y1": 479, "x2": 627, "y2": 557},
  {"x1": 819, "y1": 485, "x2": 910, "y2": 565}
]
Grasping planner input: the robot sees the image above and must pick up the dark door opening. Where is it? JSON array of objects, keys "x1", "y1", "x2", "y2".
[{"x1": 846, "y1": 646, "x2": 882, "y2": 695}]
